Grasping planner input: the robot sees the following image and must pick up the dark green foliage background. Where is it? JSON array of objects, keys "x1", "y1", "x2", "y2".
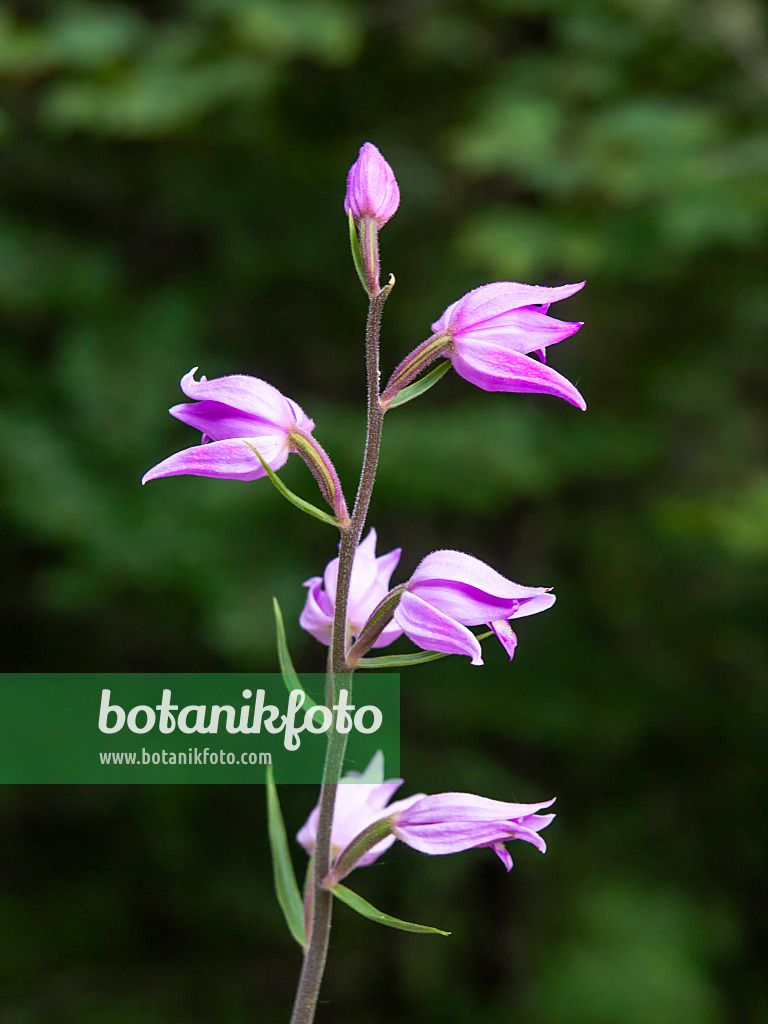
[{"x1": 1, "y1": 0, "x2": 766, "y2": 1021}]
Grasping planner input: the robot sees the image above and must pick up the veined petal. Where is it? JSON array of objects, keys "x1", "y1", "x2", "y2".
[
  {"x1": 509, "y1": 823, "x2": 551, "y2": 853},
  {"x1": 408, "y1": 580, "x2": 519, "y2": 625},
  {"x1": 393, "y1": 818, "x2": 529, "y2": 855},
  {"x1": 310, "y1": 530, "x2": 401, "y2": 641},
  {"x1": 411, "y1": 551, "x2": 547, "y2": 598},
  {"x1": 451, "y1": 339, "x2": 587, "y2": 410},
  {"x1": 519, "y1": 811, "x2": 556, "y2": 833},
  {"x1": 410, "y1": 550, "x2": 553, "y2": 625},
  {"x1": 392, "y1": 792, "x2": 556, "y2": 857},
  {"x1": 432, "y1": 281, "x2": 585, "y2": 335},
  {"x1": 347, "y1": 529, "x2": 387, "y2": 619},
  {"x1": 142, "y1": 435, "x2": 288, "y2": 484},
  {"x1": 372, "y1": 546, "x2": 402, "y2": 595},
  {"x1": 170, "y1": 400, "x2": 287, "y2": 441},
  {"x1": 393, "y1": 591, "x2": 483, "y2": 665},
  {"x1": 459, "y1": 307, "x2": 582, "y2": 354},
  {"x1": 395, "y1": 793, "x2": 556, "y2": 825},
  {"x1": 180, "y1": 368, "x2": 313, "y2": 434}
]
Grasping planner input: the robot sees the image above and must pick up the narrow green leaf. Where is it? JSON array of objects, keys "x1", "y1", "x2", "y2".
[
  {"x1": 387, "y1": 360, "x2": 451, "y2": 409},
  {"x1": 266, "y1": 765, "x2": 306, "y2": 948},
  {"x1": 272, "y1": 597, "x2": 316, "y2": 708},
  {"x1": 356, "y1": 631, "x2": 494, "y2": 669},
  {"x1": 330, "y1": 884, "x2": 450, "y2": 936},
  {"x1": 243, "y1": 442, "x2": 341, "y2": 528},
  {"x1": 348, "y1": 210, "x2": 368, "y2": 294},
  {"x1": 356, "y1": 650, "x2": 450, "y2": 668}
]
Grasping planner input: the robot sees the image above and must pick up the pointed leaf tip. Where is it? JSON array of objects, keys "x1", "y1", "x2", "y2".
[
  {"x1": 273, "y1": 597, "x2": 315, "y2": 708},
  {"x1": 384, "y1": 360, "x2": 451, "y2": 410},
  {"x1": 330, "y1": 884, "x2": 450, "y2": 936},
  {"x1": 266, "y1": 765, "x2": 306, "y2": 947}
]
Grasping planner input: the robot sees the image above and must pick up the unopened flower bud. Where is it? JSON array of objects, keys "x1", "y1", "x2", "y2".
[{"x1": 344, "y1": 142, "x2": 400, "y2": 227}]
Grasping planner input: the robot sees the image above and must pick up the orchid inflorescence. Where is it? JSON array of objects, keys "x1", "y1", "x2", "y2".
[{"x1": 144, "y1": 141, "x2": 586, "y2": 1024}]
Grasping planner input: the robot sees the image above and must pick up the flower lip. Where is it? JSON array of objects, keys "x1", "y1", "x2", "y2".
[{"x1": 344, "y1": 142, "x2": 400, "y2": 225}]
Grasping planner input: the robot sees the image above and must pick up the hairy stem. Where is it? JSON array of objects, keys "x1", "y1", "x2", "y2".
[
  {"x1": 288, "y1": 278, "x2": 392, "y2": 1024},
  {"x1": 330, "y1": 278, "x2": 393, "y2": 676}
]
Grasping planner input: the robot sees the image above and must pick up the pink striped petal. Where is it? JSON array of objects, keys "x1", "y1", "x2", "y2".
[
  {"x1": 451, "y1": 340, "x2": 587, "y2": 409},
  {"x1": 393, "y1": 591, "x2": 483, "y2": 665},
  {"x1": 142, "y1": 435, "x2": 288, "y2": 484}
]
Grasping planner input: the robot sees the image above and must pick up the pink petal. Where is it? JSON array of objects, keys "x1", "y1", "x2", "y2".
[
  {"x1": 170, "y1": 400, "x2": 287, "y2": 441},
  {"x1": 297, "y1": 779, "x2": 404, "y2": 856},
  {"x1": 511, "y1": 592, "x2": 557, "y2": 618},
  {"x1": 142, "y1": 435, "x2": 288, "y2": 484},
  {"x1": 432, "y1": 281, "x2": 585, "y2": 335},
  {"x1": 298, "y1": 578, "x2": 335, "y2": 644},
  {"x1": 397, "y1": 793, "x2": 556, "y2": 825},
  {"x1": 393, "y1": 591, "x2": 483, "y2": 665},
  {"x1": 392, "y1": 794, "x2": 555, "y2": 857},
  {"x1": 490, "y1": 620, "x2": 518, "y2": 659},
  {"x1": 347, "y1": 529, "x2": 387, "y2": 617},
  {"x1": 410, "y1": 551, "x2": 553, "y2": 625},
  {"x1": 319, "y1": 530, "x2": 402, "y2": 636},
  {"x1": 458, "y1": 307, "x2": 583, "y2": 354},
  {"x1": 393, "y1": 818, "x2": 528, "y2": 855},
  {"x1": 490, "y1": 842, "x2": 514, "y2": 871},
  {"x1": 450, "y1": 339, "x2": 587, "y2": 410},
  {"x1": 372, "y1": 545, "x2": 402, "y2": 595},
  {"x1": 179, "y1": 368, "x2": 313, "y2": 433}
]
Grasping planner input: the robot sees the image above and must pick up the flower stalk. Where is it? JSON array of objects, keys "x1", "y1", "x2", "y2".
[{"x1": 380, "y1": 333, "x2": 449, "y2": 408}]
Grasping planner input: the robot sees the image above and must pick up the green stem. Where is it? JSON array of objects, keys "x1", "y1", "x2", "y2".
[
  {"x1": 288, "y1": 276, "x2": 393, "y2": 1024},
  {"x1": 289, "y1": 669, "x2": 351, "y2": 1024}
]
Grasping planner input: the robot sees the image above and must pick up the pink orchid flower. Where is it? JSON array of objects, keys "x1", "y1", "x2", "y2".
[
  {"x1": 382, "y1": 280, "x2": 586, "y2": 410},
  {"x1": 297, "y1": 753, "x2": 423, "y2": 869},
  {"x1": 299, "y1": 529, "x2": 403, "y2": 649},
  {"x1": 314, "y1": 755, "x2": 556, "y2": 886},
  {"x1": 301, "y1": 536, "x2": 555, "y2": 666},
  {"x1": 143, "y1": 368, "x2": 316, "y2": 483},
  {"x1": 392, "y1": 549, "x2": 556, "y2": 666},
  {"x1": 142, "y1": 368, "x2": 348, "y2": 520},
  {"x1": 390, "y1": 791, "x2": 556, "y2": 872}
]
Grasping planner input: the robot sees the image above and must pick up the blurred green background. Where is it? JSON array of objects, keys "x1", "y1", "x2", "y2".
[{"x1": 1, "y1": 0, "x2": 766, "y2": 1021}]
